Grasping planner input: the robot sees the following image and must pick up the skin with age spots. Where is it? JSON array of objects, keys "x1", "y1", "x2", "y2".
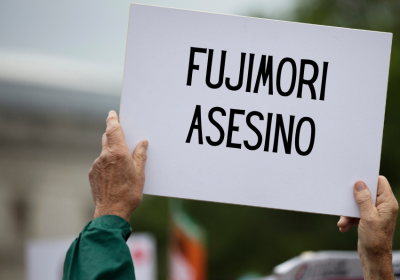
[{"x1": 89, "y1": 110, "x2": 149, "y2": 222}]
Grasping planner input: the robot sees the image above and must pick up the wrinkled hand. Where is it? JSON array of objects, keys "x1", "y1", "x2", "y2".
[
  {"x1": 89, "y1": 110, "x2": 148, "y2": 221},
  {"x1": 337, "y1": 176, "x2": 398, "y2": 279}
]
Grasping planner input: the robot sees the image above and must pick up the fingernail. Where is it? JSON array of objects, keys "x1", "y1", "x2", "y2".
[
  {"x1": 356, "y1": 181, "x2": 366, "y2": 192},
  {"x1": 338, "y1": 217, "x2": 343, "y2": 223},
  {"x1": 142, "y1": 140, "x2": 148, "y2": 151},
  {"x1": 108, "y1": 110, "x2": 114, "y2": 116}
]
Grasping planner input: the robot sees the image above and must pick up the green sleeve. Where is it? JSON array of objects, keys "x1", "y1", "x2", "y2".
[{"x1": 63, "y1": 215, "x2": 136, "y2": 280}]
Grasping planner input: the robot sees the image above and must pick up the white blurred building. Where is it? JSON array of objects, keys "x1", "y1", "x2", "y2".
[
  {"x1": 0, "y1": 41, "x2": 126, "y2": 278},
  {"x1": 25, "y1": 233, "x2": 156, "y2": 280}
]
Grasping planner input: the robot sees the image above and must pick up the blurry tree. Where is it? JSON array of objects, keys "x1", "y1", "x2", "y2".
[
  {"x1": 294, "y1": 0, "x2": 400, "y2": 192},
  {"x1": 292, "y1": 0, "x2": 400, "y2": 251},
  {"x1": 130, "y1": 1, "x2": 400, "y2": 279}
]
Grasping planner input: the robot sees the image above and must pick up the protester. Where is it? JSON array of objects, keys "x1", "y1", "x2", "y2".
[
  {"x1": 63, "y1": 111, "x2": 148, "y2": 280},
  {"x1": 63, "y1": 110, "x2": 398, "y2": 280}
]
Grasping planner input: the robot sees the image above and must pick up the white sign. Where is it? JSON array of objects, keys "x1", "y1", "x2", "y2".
[
  {"x1": 26, "y1": 237, "x2": 75, "y2": 280},
  {"x1": 120, "y1": 4, "x2": 391, "y2": 217},
  {"x1": 126, "y1": 233, "x2": 157, "y2": 280}
]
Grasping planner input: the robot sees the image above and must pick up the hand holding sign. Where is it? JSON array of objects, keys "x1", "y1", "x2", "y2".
[
  {"x1": 89, "y1": 111, "x2": 148, "y2": 222},
  {"x1": 337, "y1": 176, "x2": 398, "y2": 279}
]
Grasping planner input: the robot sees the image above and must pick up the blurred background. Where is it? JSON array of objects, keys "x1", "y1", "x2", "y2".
[{"x1": 0, "y1": 0, "x2": 399, "y2": 279}]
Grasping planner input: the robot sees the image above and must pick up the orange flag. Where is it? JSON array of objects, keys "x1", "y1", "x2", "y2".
[{"x1": 168, "y1": 200, "x2": 207, "y2": 280}]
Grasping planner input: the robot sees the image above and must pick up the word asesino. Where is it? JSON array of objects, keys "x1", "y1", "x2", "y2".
[{"x1": 186, "y1": 105, "x2": 315, "y2": 156}]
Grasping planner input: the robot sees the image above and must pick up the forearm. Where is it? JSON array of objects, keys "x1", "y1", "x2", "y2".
[
  {"x1": 360, "y1": 253, "x2": 394, "y2": 280},
  {"x1": 63, "y1": 215, "x2": 135, "y2": 280}
]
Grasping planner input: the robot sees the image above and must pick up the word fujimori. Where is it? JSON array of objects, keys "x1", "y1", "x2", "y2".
[
  {"x1": 186, "y1": 47, "x2": 329, "y2": 99},
  {"x1": 185, "y1": 47, "x2": 329, "y2": 156}
]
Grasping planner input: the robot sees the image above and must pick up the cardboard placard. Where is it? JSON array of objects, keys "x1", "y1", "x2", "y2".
[{"x1": 120, "y1": 4, "x2": 391, "y2": 217}]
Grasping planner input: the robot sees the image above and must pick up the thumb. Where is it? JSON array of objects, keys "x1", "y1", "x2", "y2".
[
  {"x1": 133, "y1": 140, "x2": 149, "y2": 174},
  {"x1": 354, "y1": 181, "x2": 376, "y2": 218}
]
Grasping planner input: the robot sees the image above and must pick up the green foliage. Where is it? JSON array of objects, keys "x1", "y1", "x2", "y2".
[
  {"x1": 294, "y1": 0, "x2": 400, "y2": 184},
  {"x1": 131, "y1": 1, "x2": 400, "y2": 279},
  {"x1": 292, "y1": 0, "x2": 400, "y2": 250}
]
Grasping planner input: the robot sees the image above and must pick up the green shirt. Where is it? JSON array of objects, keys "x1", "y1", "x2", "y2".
[{"x1": 63, "y1": 215, "x2": 136, "y2": 280}]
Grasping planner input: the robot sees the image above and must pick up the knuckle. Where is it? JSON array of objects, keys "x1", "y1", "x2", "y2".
[
  {"x1": 392, "y1": 200, "x2": 399, "y2": 214},
  {"x1": 105, "y1": 123, "x2": 120, "y2": 136},
  {"x1": 106, "y1": 112, "x2": 117, "y2": 122},
  {"x1": 89, "y1": 158, "x2": 102, "y2": 181},
  {"x1": 89, "y1": 167, "x2": 94, "y2": 180},
  {"x1": 90, "y1": 157, "x2": 99, "y2": 170},
  {"x1": 361, "y1": 208, "x2": 377, "y2": 221},
  {"x1": 96, "y1": 152, "x2": 116, "y2": 169},
  {"x1": 134, "y1": 150, "x2": 147, "y2": 162},
  {"x1": 357, "y1": 192, "x2": 371, "y2": 204},
  {"x1": 137, "y1": 152, "x2": 147, "y2": 162},
  {"x1": 98, "y1": 153, "x2": 109, "y2": 164},
  {"x1": 362, "y1": 210, "x2": 381, "y2": 225},
  {"x1": 111, "y1": 149, "x2": 125, "y2": 161},
  {"x1": 362, "y1": 215, "x2": 375, "y2": 225},
  {"x1": 93, "y1": 156, "x2": 100, "y2": 164},
  {"x1": 102, "y1": 133, "x2": 107, "y2": 143}
]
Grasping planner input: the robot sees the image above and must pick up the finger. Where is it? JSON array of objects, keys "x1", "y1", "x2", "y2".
[
  {"x1": 377, "y1": 176, "x2": 399, "y2": 217},
  {"x1": 339, "y1": 218, "x2": 359, "y2": 233},
  {"x1": 132, "y1": 140, "x2": 149, "y2": 178},
  {"x1": 376, "y1": 176, "x2": 395, "y2": 205},
  {"x1": 354, "y1": 181, "x2": 377, "y2": 218},
  {"x1": 337, "y1": 216, "x2": 352, "y2": 228},
  {"x1": 105, "y1": 110, "x2": 125, "y2": 148}
]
